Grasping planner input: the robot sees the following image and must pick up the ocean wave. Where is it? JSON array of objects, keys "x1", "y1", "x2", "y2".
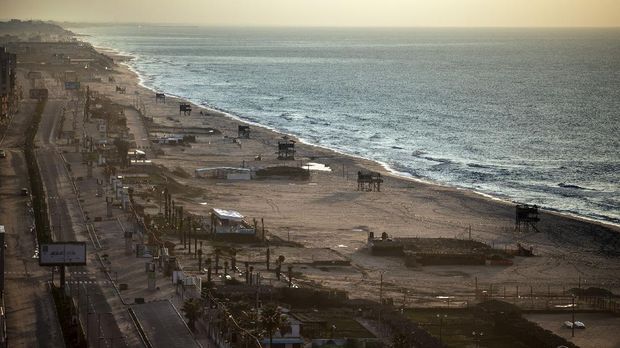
[
  {"x1": 558, "y1": 183, "x2": 591, "y2": 190},
  {"x1": 467, "y1": 163, "x2": 491, "y2": 169},
  {"x1": 72, "y1": 25, "x2": 620, "y2": 227},
  {"x1": 280, "y1": 112, "x2": 294, "y2": 121},
  {"x1": 420, "y1": 155, "x2": 453, "y2": 164}
]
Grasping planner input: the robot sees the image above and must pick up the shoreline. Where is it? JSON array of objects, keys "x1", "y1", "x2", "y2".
[
  {"x1": 89, "y1": 41, "x2": 620, "y2": 232},
  {"x1": 46, "y1": 34, "x2": 620, "y2": 301},
  {"x1": 3, "y1": 22, "x2": 618, "y2": 348}
]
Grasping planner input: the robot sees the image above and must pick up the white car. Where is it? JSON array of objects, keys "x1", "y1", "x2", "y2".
[{"x1": 563, "y1": 321, "x2": 586, "y2": 329}]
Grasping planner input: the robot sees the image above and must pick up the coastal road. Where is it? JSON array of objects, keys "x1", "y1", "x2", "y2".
[
  {"x1": 35, "y1": 93, "x2": 131, "y2": 347},
  {"x1": 0, "y1": 97, "x2": 65, "y2": 347},
  {"x1": 36, "y1": 99, "x2": 79, "y2": 241}
]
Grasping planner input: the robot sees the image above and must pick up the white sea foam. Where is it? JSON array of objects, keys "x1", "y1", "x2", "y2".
[{"x1": 72, "y1": 25, "x2": 620, "y2": 227}]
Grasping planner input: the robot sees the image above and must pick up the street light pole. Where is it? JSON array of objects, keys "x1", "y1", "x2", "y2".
[
  {"x1": 86, "y1": 293, "x2": 90, "y2": 345},
  {"x1": 437, "y1": 314, "x2": 447, "y2": 345},
  {"x1": 380, "y1": 273, "x2": 383, "y2": 304},
  {"x1": 379, "y1": 271, "x2": 385, "y2": 305},
  {"x1": 572, "y1": 295, "x2": 575, "y2": 338},
  {"x1": 472, "y1": 331, "x2": 484, "y2": 348},
  {"x1": 439, "y1": 315, "x2": 442, "y2": 345}
]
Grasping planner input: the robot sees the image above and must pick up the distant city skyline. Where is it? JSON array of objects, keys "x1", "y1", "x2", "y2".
[{"x1": 2, "y1": 0, "x2": 620, "y2": 27}]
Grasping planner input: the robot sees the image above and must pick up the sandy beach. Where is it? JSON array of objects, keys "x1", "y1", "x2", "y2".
[
  {"x1": 4, "y1": 13, "x2": 620, "y2": 347},
  {"x1": 77, "y1": 46, "x2": 620, "y2": 305}
]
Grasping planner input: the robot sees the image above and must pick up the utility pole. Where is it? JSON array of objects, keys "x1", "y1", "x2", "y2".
[
  {"x1": 572, "y1": 295, "x2": 576, "y2": 338},
  {"x1": 288, "y1": 265, "x2": 293, "y2": 288},
  {"x1": 437, "y1": 314, "x2": 447, "y2": 345},
  {"x1": 188, "y1": 216, "x2": 192, "y2": 254},
  {"x1": 194, "y1": 225, "x2": 198, "y2": 257},
  {"x1": 178, "y1": 206, "x2": 184, "y2": 245},
  {"x1": 379, "y1": 271, "x2": 385, "y2": 305},
  {"x1": 86, "y1": 293, "x2": 90, "y2": 345}
]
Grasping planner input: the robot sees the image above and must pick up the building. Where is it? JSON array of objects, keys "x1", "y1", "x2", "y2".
[
  {"x1": 195, "y1": 167, "x2": 251, "y2": 180},
  {"x1": 128, "y1": 149, "x2": 146, "y2": 160},
  {"x1": 209, "y1": 208, "x2": 256, "y2": 236},
  {"x1": 260, "y1": 311, "x2": 304, "y2": 348},
  {"x1": 0, "y1": 47, "x2": 17, "y2": 121},
  {"x1": 151, "y1": 135, "x2": 184, "y2": 145}
]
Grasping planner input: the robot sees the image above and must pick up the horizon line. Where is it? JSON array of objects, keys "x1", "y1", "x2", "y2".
[{"x1": 2, "y1": 18, "x2": 620, "y2": 29}]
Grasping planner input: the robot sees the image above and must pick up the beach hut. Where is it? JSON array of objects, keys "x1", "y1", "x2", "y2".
[
  {"x1": 179, "y1": 103, "x2": 192, "y2": 115},
  {"x1": 209, "y1": 208, "x2": 256, "y2": 236},
  {"x1": 357, "y1": 171, "x2": 383, "y2": 192},
  {"x1": 515, "y1": 204, "x2": 540, "y2": 232},
  {"x1": 155, "y1": 93, "x2": 165, "y2": 103},
  {"x1": 278, "y1": 139, "x2": 296, "y2": 160},
  {"x1": 238, "y1": 125, "x2": 250, "y2": 138}
]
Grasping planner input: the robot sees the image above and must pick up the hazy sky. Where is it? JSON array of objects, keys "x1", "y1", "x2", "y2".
[{"x1": 2, "y1": 0, "x2": 620, "y2": 27}]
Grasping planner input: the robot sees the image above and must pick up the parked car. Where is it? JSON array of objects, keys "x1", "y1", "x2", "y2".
[
  {"x1": 563, "y1": 321, "x2": 586, "y2": 329},
  {"x1": 21, "y1": 188, "x2": 29, "y2": 196},
  {"x1": 0, "y1": 149, "x2": 6, "y2": 158}
]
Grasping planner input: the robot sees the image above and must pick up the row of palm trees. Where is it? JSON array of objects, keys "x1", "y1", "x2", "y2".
[{"x1": 182, "y1": 297, "x2": 289, "y2": 348}]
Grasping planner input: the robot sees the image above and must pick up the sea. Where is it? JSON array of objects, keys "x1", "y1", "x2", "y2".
[{"x1": 69, "y1": 25, "x2": 620, "y2": 225}]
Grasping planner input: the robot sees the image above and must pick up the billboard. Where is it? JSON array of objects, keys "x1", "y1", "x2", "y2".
[
  {"x1": 29, "y1": 88, "x2": 48, "y2": 99},
  {"x1": 39, "y1": 242, "x2": 87, "y2": 266},
  {"x1": 27, "y1": 71, "x2": 42, "y2": 79},
  {"x1": 0, "y1": 225, "x2": 4, "y2": 293},
  {"x1": 64, "y1": 81, "x2": 81, "y2": 90}
]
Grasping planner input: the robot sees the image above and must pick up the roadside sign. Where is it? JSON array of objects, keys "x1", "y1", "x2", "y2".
[
  {"x1": 29, "y1": 88, "x2": 48, "y2": 99},
  {"x1": 39, "y1": 242, "x2": 87, "y2": 266},
  {"x1": 64, "y1": 81, "x2": 80, "y2": 90}
]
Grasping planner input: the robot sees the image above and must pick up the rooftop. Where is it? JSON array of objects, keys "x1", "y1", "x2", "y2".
[{"x1": 212, "y1": 208, "x2": 245, "y2": 221}]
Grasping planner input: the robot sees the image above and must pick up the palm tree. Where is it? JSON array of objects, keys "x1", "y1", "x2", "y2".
[
  {"x1": 275, "y1": 255, "x2": 285, "y2": 280},
  {"x1": 392, "y1": 333, "x2": 408, "y2": 348},
  {"x1": 113, "y1": 138, "x2": 129, "y2": 167},
  {"x1": 181, "y1": 298, "x2": 203, "y2": 331},
  {"x1": 260, "y1": 305, "x2": 289, "y2": 347},
  {"x1": 214, "y1": 248, "x2": 221, "y2": 274}
]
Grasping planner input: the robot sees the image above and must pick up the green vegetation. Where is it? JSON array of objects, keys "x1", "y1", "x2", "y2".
[
  {"x1": 51, "y1": 286, "x2": 86, "y2": 347},
  {"x1": 405, "y1": 301, "x2": 578, "y2": 348},
  {"x1": 113, "y1": 138, "x2": 129, "y2": 168},
  {"x1": 24, "y1": 99, "x2": 51, "y2": 243},
  {"x1": 181, "y1": 298, "x2": 204, "y2": 331},
  {"x1": 406, "y1": 308, "x2": 518, "y2": 348},
  {"x1": 324, "y1": 315, "x2": 372, "y2": 339},
  {"x1": 260, "y1": 305, "x2": 289, "y2": 347}
]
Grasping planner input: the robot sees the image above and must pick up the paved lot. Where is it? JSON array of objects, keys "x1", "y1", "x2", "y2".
[
  {"x1": 0, "y1": 91, "x2": 65, "y2": 346},
  {"x1": 525, "y1": 312, "x2": 620, "y2": 348},
  {"x1": 131, "y1": 300, "x2": 200, "y2": 348}
]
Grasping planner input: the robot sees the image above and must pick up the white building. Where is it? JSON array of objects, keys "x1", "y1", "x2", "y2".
[{"x1": 209, "y1": 209, "x2": 255, "y2": 236}]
